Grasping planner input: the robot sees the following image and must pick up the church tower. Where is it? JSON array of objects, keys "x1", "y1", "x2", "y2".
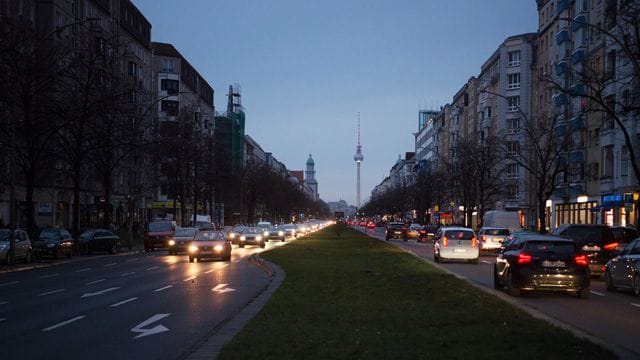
[{"x1": 305, "y1": 154, "x2": 318, "y2": 201}]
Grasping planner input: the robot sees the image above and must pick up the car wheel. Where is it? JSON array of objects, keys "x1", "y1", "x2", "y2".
[
  {"x1": 470, "y1": 258, "x2": 479, "y2": 265},
  {"x1": 434, "y1": 253, "x2": 440, "y2": 263},
  {"x1": 53, "y1": 248, "x2": 60, "y2": 260},
  {"x1": 633, "y1": 274, "x2": 640, "y2": 297},
  {"x1": 66, "y1": 249, "x2": 72, "y2": 258},
  {"x1": 577, "y1": 287, "x2": 590, "y2": 299},
  {"x1": 260, "y1": 242, "x2": 266, "y2": 248},
  {"x1": 385, "y1": 237, "x2": 390, "y2": 241},
  {"x1": 109, "y1": 243, "x2": 117, "y2": 255},
  {"x1": 239, "y1": 243, "x2": 245, "y2": 248},
  {"x1": 281, "y1": 238, "x2": 285, "y2": 242},
  {"x1": 507, "y1": 271, "x2": 520, "y2": 297},
  {"x1": 403, "y1": 236, "x2": 408, "y2": 242},
  {"x1": 493, "y1": 269, "x2": 501, "y2": 289},
  {"x1": 3, "y1": 253, "x2": 9, "y2": 264},
  {"x1": 24, "y1": 250, "x2": 32, "y2": 264},
  {"x1": 604, "y1": 270, "x2": 616, "y2": 291},
  {"x1": 189, "y1": 256, "x2": 194, "y2": 263}
]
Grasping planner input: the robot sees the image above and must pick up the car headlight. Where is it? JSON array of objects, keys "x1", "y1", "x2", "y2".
[
  {"x1": 229, "y1": 233, "x2": 236, "y2": 239},
  {"x1": 240, "y1": 236, "x2": 246, "y2": 241},
  {"x1": 214, "y1": 245, "x2": 223, "y2": 252},
  {"x1": 263, "y1": 231, "x2": 269, "y2": 237},
  {"x1": 47, "y1": 243, "x2": 56, "y2": 248},
  {"x1": 256, "y1": 236, "x2": 262, "y2": 241},
  {"x1": 168, "y1": 240, "x2": 176, "y2": 246},
  {"x1": 189, "y1": 245, "x2": 198, "y2": 253},
  {"x1": 278, "y1": 231, "x2": 284, "y2": 236},
  {"x1": 0, "y1": 243, "x2": 7, "y2": 250}
]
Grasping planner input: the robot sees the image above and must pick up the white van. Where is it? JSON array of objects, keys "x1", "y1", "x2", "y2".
[{"x1": 482, "y1": 211, "x2": 521, "y2": 232}]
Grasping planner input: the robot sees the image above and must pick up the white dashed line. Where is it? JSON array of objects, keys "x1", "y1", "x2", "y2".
[
  {"x1": 110, "y1": 297, "x2": 138, "y2": 307},
  {"x1": 183, "y1": 276, "x2": 197, "y2": 282},
  {"x1": 233, "y1": 259, "x2": 241, "y2": 263},
  {"x1": 38, "y1": 289, "x2": 66, "y2": 297},
  {"x1": 590, "y1": 290, "x2": 606, "y2": 297},
  {"x1": 154, "y1": 285, "x2": 173, "y2": 292},
  {"x1": 146, "y1": 266, "x2": 159, "y2": 271},
  {"x1": 0, "y1": 281, "x2": 19, "y2": 287},
  {"x1": 0, "y1": 318, "x2": 5, "y2": 322},
  {"x1": 632, "y1": 303, "x2": 640, "y2": 308},
  {"x1": 0, "y1": 301, "x2": 8, "y2": 305},
  {"x1": 120, "y1": 272, "x2": 135, "y2": 277},
  {"x1": 104, "y1": 263, "x2": 117, "y2": 267},
  {"x1": 86, "y1": 279, "x2": 106, "y2": 286},
  {"x1": 481, "y1": 260, "x2": 492, "y2": 264},
  {"x1": 204, "y1": 269, "x2": 216, "y2": 274},
  {"x1": 127, "y1": 258, "x2": 139, "y2": 262},
  {"x1": 75, "y1": 268, "x2": 91, "y2": 273},
  {"x1": 42, "y1": 316, "x2": 86, "y2": 331},
  {"x1": 220, "y1": 264, "x2": 229, "y2": 268},
  {"x1": 39, "y1": 273, "x2": 60, "y2": 279}
]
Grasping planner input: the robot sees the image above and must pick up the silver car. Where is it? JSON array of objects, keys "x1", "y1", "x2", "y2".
[
  {"x1": 434, "y1": 227, "x2": 479, "y2": 264},
  {"x1": 0, "y1": 229, "x2": 33, "y2": 264},
  {"x1": 477, "y1": 227, "x2": 510, "y2": 252}
]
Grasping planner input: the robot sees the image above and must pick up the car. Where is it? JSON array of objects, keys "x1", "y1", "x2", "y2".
[
  {"x1": 477, "y1": 227, "x2": 510, "y2": 252},
  {"x1": 295, "y1": 224, "x2": 309, "y2": 236},
  {"x1": 280, "y1": 224, "x2": 297, "y2": 238},
  {"x1": 366, "y1": 221, "x2": 376, "y2": 229},
  {"x1": 238, "y1": 227, "x2": 266, "y2": 248},
  {"x1": 78, "y1": 229, "x2": 120, "y2": 254},
  {"x1": 191, "y1": 221, "x2": 215, "y2": 231},
  {"x1": 0, "y1": 229, "x2": 33, "y2": 264},
  {"x1": 265, "y1": 226, "x2": 285, "y2": 242},
  {"x1": 604, "y1": 238, "x2": 640, "y2": 296},
  {"x1": 552, "y1": 224, "x2": 617, "y2": 277},
  {"x1": 256, "y1": 221, "x2": 272, "y2": 230},
  {"x1": 228, "y1": 225, "x2": 248, "y2": 244},
  {"x1": 33, "y1": 228, "x2": 74, "y2": 259},
  {"x1": 418, "y1": 225, "x2": 439, "y2": 243},
  {"x1": 433, "y1": 227, "x2": 479, "y2": 263},
  {"x1": 610, "y1": 226, "x2": 639, "y2": 252},
  {"x1": 494, "y1": 234, "x2": 591, "y2": 298},
  {"x1": 407, "y1": 224, "x2": 422, "y2": 239},
  {"x1": 168, "y1": 227, "x2": 198, "y2": 255},
  {"x1": 385, "y1": 222, "x2": 408, "y2": 241},
  {"x1": 144, "y1": 220, "x2": 176, "y2": 251},
  {"x1": 188, "y1": 230, "x2": 231, "y2": 262}
]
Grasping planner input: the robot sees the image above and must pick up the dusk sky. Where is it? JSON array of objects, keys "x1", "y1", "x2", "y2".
[{"x1": 134, "y1": 0, "x2": 538, "y2": 206}]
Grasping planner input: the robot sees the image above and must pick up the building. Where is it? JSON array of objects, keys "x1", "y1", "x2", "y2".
[
  {"x1": 305, "y1": 154, "x2": 319, "y2": 201},
  {"x1": 327, "y1": 200, "x2": 356, "y2": 218}
]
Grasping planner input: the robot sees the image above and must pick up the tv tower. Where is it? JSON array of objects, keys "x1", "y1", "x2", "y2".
[{"x1": 354, "y1": 113, "x2": 364, "y2": 208}]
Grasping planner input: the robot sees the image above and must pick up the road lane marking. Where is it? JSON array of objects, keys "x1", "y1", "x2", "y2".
[
  {"x1": 42, "y1": 316, "x2": 86, "y2": 331},
  {"x1": 233, "y1": 259, "x2": 241, "y2": 263},
  {"x1": 632, "y1": 303, "x2": 640, "y2": 308},
  {"x1": 127, "y1": 258, "x2": 139, "y2": 262},
  {"x1": 146, "y1": 266, "x2": 159, "y2": 271},
  {"x1": 211, "y1": 283, "x2": 235, "y2": 294},
  {"x1": 0, "y1": 281, "x2": 19, "y2": 287},
  {"x1": 131, "y1": 314, "x2": 171, "y2": 339},
  {"x1": 104, "y1": 263, "x2": 117, "y2": 267},
  {"x1": 204, "y1": 269, "x2": 216, "y2": 274},
  {"x1": 0, "y1": 301, "x2": 8, "y2": 305},
  {"x1": 81, "y1": 287, "x2": 120, "y2": 298},
  {"x1": 183, "y1": 276, "x2": 197, "y2": 282},
  {"x1": 0, "y1": 318, "x2": 5, "y2": 322},
  {"x1": 590, "y1": 290, "x2": 606, "y2": 296},
  {"x1": 38, "y1": 289, "x2": 66, "y2": 297},
  {"x1": 86, "y1": 279, "x2": 106, "y2": 286},
  {"x1": 481, "y1": 260, "x2": 492, "y2": 264},
  {"x1": 111, "y1": 297, "x2": 138, "y2": 307},
  {"x1": 76, "y1": 268, "x2": 91, "y2": 273},
  {"x1": 120, "y1": 272, "x2": 135, "y2": 277},
  {"x1": 39, "y1": 273, "x2": 60, "y2": 279},
  {"x1": 154, "y1": 285, "x2": 173, "y2": 292}
]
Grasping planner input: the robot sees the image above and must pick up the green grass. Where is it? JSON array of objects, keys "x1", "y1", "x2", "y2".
[{"x1": 219, "y1": 226, "x2": 615, "y2": 359}]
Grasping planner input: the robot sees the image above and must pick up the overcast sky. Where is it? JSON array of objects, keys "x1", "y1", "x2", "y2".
[{"x1": 134, "y1": 0, "x2": 538, "y2": 206}]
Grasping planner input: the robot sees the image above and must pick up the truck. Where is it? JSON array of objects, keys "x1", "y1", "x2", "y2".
[{"x1": 481, "y1": 210, "x2": 522, "y2": 232}]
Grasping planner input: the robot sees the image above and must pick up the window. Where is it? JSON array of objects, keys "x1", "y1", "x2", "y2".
[
  {"x1": 507, "y1": 117, "x2": 520, "y2": 132},
  {"x1": 507, "y1": 141, "x2": 520, "y2": 155},
  {"x1": 162, "y1": 59, "x2": 174, "y2": 72},
  {"x1": 621, "y1": 146, "x2": 629, "y2": 176},
  {"x1": 508, "y1": 51, "x2": 521, "y2": 67},
  {"x1": 161, "y1": 100, "x2": 179, "y2": 116},
  {"x1": 507, "y1": 96, "x2": 520, "y2": 112},
  {"x1": 606, "y1": 50, "x2": 616, "y2": 79},
  {"x1": 487, "y1": 106, "x2": 492, "y2": 118},
  {"x1": 128, "y1": 61, "x2": 137, "y2": 77},
  {"x1": 507, "y1": 183, "x2": 519, "y2": 200},
  {"x1": 602, "y1": 146, "x2": 614, "y2": 178},
  {"x1": 508, "y1": 73, "x2": 521, "y2": 89},
  {"x1": 507, "y1": 163, "x2": 519, "y2": 178},
  {"x1": 622, "y1": 89, "x2": 630, "y2": 114},
  {"x1": 161, "y1": 79, "x2": 179, "y2": 95}
]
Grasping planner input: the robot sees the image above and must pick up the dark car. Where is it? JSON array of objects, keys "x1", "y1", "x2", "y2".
[
  {"x1": 494, "y1": 234, "x2": 591, "y2": 298},
  {"x1": 228, "y1": 225, "x2": 248, "y2": 245},
  {"x1": 144, "y1": 220, "x2": 176, "y2": 251},
  {"x1": 238, "y1": 227, "x2": 266, "y2": 248},
  {"x1": 604, "y1": 238, "x2": 640, "y2": 296},
  {"x1": 33, "y1": 228, "x2": 74, "y2": 259},
  {"x1": 0, "y1": 229, "x2": 33, "y2": 264},
  {"x1": 78, "y1": 229, "x2": 120, "y2": 254},
  {"x1": 418, "y1": 225, "x2": 439, "y2": 243},
  {"x1": 552, "y1": 224, "x2": 617, "y2": 277},
  {"x1": 385, "y1": 222, "x2": 408, "y2": 241},
  {"x1": 611, "y1": 226, "x2": 639, "y2": 252},
  {"x1": 168, "y1": 227, "x2": 198, "y2": 255},
  {"x1": 188, "y1": 230, "x2": 231, "y2": 262}
]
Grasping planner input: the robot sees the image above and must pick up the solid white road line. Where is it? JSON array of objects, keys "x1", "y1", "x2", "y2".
[
  {"x1": 590, "y1": 290, "x2": 606, "y2": 296},
  {"x1": 42, "y1": 316, "x2": 86, "y2": 331},
  {"x1": 39, "y1": 273, "x2": 60, "y2": 279},
  {"x1": 127, "y1": 258, "x2": 139, "y2": 262},
  {"x1": 38, "y1": 289, "x2": 66, "y2": 297},
  {"x1": 0, "y1": 281, "x2": 19, "y2": 287},
  {"x1": 75, "y1": 268, "x2": 91, "y2": 273},
  {"x1": 0, "y1": 301, "x2": 8, "y2": 305},
  {"x1": 120, "y1": 272, "x2": 135, "y2": 277},
  {"x1": 86, "y1": 279, "x2": 106, "y2": 286},
  {"x1": 183, "y1": 276, "x2": 197, "y2": 282},
  {"x1": 632, "y1": 303, "x2": 640, "y2": 308},
  {"x1": 481, "y1": 260, "x2": 492, "y2": 264},
  {"x1": 146, "y1": 266, "x2": 159, "y2": 271},
  {"x1": 154, "y1": 285, "x2": 173, "y2": 292},
  {"x1": 0, "y1": 318, "x2": 6, "y2": 322},
  {"x1": 204, "y1": 269, "x2": 216, "y2": 274},
  {"x1": 104, "y1": 263, "x2": 117, "y2": 267},
  {"x1": 233, "y1": 259, "x2": 241, "y2": 263},
  {"x1": 110, "y1": 297, "x2": 138, "y2": 307}
]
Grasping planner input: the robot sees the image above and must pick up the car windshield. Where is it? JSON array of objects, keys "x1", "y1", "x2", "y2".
[
  {"x1": 79, "y1": 231, "x2": 95, "y2": 240},
  {"x1": 149, "y1": 222, "x2": 172, "y2": 232},
  {"x1": 232, "y1": 226, "x2": 246, "y2": 233},
  {"x1": 388, "y1": 223, "x2": 405, "y2": 229},
  {"x1": 486, "y1": 229, "x2": 509, "y2": 236},
  {"x1": 283, "y1": 224, "x2": 295, "y2": 229},
  {"x1": 268, "y1": 226, "x2": 278, "y2": 231},
  {"x1": 242, "y1": 228, "x2": 262, "y2": 234},
  {"x1": 523, "y1": 241, "x2": 576, "y2": 254},
  {"x1": 0, "y1": 230, "x2": 10, "y2": 241},
  {"x1": 194, "y1": 231, "x2": 226, "y2": 241},
  {"x1": 39, "y1": 230, "x2": 61, "y2": 241},
  {"x1": 565, "y1": 226, "x2": 613, "y2": 246},
  {"x1": 175, "y1": 228, "x2": 198, "y2": 237},
  {"x1": 444, "y1": 230, "x2": 475, "y2": 240},
  {"x1": 409, "y1": 225, "x2": 421, "y2": 230}
]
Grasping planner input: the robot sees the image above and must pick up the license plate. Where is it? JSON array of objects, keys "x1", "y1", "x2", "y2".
[
  {"x1": 203, "y1": 246, "x2": 209, "y2": 250},
  {"x1": 542, "y1": 260, "x2": 565, "y2": 267},
  {"x1": 582, "y1": 245, "x2": 601, "y2": 251},
  {"x1": 492, "y1": 239, "x2": 501, "y2": 243},
  {"x1": 395, "y1": 231, "x2": 401, "y2": 234},
  {"x1": 453, "y1": 248, "x2": 467, "y2": 253}
]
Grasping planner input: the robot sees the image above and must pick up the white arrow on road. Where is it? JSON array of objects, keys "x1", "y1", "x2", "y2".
[
  {"x1": 131, "y1": 314, "x2": 171, "y2": 339},
  {"x1": 211, "y1": 283, "x2": 235, "y2": 294},
  {"x1": 81, "y1": 287, "x2": 120, "y2": 298}
]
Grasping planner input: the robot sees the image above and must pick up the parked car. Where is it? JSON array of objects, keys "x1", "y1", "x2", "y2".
[
  {"x1": 144, "y1": 220, "x2": 176, "y2": 251},
  {"x1": 604, "y1": 237, "x2": 640, "y2": 296},
  {"x1": 78, "y1": 229, "x2": 120, "y2": 254},
  {"x1": 433, "y1": 227, "x2": 479, "y2": 264},
  {"x1": 385, "y1": 222, "x2": 408, "y2": 241},
  {"x1": 407, "y1": 224, "x2": 422, "y2": 239},
  {"x1": 33, "y1": 228, "x2": 74, "y2": 259},
  {"x1": 0, "y1": 229, "x2": 33, "y2": 264},
  {"x1": 265, "y1": 226, "x2": 285, "y2": 242},
  {"x1": 188, "y1": 230, "x2": 231, "y2": 262},
  {"x1": 238, "y1": 227, "x2": 266, "y2": 248},
  {"x1": 494, "y1": 233, "x2": 591, "y2": 298},
  {"x1": 477, "y1": 227, "x2": 510, "y2": 252},
  {"x1": 552, "y1": 224, "x2": 617, "y2": 277},
  {"x1": 168, "y1": 227, "x2": 199, "y2": 255},
  {"x1": 611, "y1": 226, "x2": 639, "y2": 252}
]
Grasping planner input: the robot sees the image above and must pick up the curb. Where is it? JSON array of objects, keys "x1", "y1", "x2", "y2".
[
  {"x1": 0, "y1": 248, "x2": 145, "y2": 274},
  {"x1": 186, "y1": 256, "x2": 285, "y2": 360}
]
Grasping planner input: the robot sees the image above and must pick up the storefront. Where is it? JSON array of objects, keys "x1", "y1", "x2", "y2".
[
  {"x1": 554, "y1": 201, "x2": 597, "y2": 227},
  {"x1": 600, "y1": 193, "x2": 638, "y2": 227}
]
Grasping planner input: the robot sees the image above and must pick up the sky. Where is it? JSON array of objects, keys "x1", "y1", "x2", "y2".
[{"x1": 134, "y1": 0, "x2": 538, "y2": 206}]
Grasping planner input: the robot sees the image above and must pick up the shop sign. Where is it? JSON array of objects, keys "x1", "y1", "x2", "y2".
[{"x1": 603, "y1": 194, "x2": 623, "y2": 207}]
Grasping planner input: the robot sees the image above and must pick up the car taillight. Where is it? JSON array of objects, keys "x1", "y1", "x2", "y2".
[
  {"x1": 517, "y1": 253, "x2": 532, "y2": 264},
  {"x1": 402, "y1": 227, "x2": 408, "y2": 231},
  {"x1": 420, "y1": 230, "x2": 426, "y2": 234},
  {"x1": 442, "y1": 236, "x2": 448, "y2": 247},
  {"x1": 603, "y1": 242, "x2": 618, "y2": 251},
  {"x1": 574, "y1": 254, "x2": 589, "y2": 266},
  {"x1": 471, "y1": 237, "x2": 477, "y2": 247},
  {"x1": 481, "y1": 235, "x2": 486, "y2": 242}
]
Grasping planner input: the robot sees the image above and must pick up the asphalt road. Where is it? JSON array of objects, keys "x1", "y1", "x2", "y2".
[
  {"x1": 358, "y1": 226, "x2": 640, "y2": 358},
  {"x1": 0, "y1": 237, "x2": 294, "y2": 360}
]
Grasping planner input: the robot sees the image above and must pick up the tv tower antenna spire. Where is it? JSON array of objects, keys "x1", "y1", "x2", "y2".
[{"x1": 354, "y1": 113, "x2": 364, "y2": 208}]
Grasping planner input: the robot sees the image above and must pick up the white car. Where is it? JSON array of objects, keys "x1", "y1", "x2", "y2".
[
  {"x1": 477, "y1": 227, "x2": 510, "y2": 251},
  {"x1": 433, "y1": 227, "x2": 479, "y2": 264}
]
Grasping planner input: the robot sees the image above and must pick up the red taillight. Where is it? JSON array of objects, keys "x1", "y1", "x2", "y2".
[
  {"x1": 574, "y1": 254, "x2": 589, "y2": 266},
  {"x1": 471, "y1": 237, "x2": 477, "y2": 247},
  {"x1": 442, "y1": 236, "x2": 448, "y2": 247},
  {"x1": 420, "y1": 230, "x2": 426, "y2": 234},
  {"x1": 402, "y1": 227, "x2": 408, "y2": 231},
  {"x1": 517, "y1": 253, "x2": 532, "y2": 264},
  {"x1": 481, "y1": 235, "x2": 487, "y2": 242},
  {"x1": 603, "y1": 243, "x2": 619, "y2": 251}
]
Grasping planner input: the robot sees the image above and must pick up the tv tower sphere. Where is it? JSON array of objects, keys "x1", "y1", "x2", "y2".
[{"x1": 354, "y1": 147, "x2": 364, "y2": 162}]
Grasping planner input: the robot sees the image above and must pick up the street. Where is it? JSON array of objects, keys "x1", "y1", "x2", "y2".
[
  {"x1": 0, "y1": 239, "x2": 292, "y2": 360},
  {"x1": 359, "y1": 226, "x2": 640, "y2": 357}
]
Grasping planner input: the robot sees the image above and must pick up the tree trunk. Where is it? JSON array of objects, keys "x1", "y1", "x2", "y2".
[
  {"x1": 102, "y1": 172, "x2": 112, "y2": 229},
  {"x1": 73, "y1": 166, "x2": 81, "y2": 238}
]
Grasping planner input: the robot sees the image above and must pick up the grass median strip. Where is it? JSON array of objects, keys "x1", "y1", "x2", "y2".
[{"x1": 220, "y1": 226, "x2": 615, "y2": 359}]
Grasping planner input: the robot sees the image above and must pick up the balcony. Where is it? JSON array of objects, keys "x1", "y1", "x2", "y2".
[
  {"x1": 570, "y1": 83, "x2": 586, "y2": 96},
  {"x1": 556, "y1": 29, "x2": 570, "y2": 45},
  {"x1": 555, "y1": 61, "x2": 569, "y2": 76},
  {"x1": 571, "y1": 48, "x2": 585, "y2": 64},
  {"x1": 570, "y1": 150, "x2": 585, "y2": 163},
  {"x1": 557, "y1": 0, "x2": 570, "y2": 14},
  {"x1": 553, "y1": 93, "x2": 569, "y2": 107},
  {"x1": 572, "y1": 15, "x2": 587, "y2": 31},
  {"x1": 569, "y1": 115, "x2": 586, "y2": 130},
  {"x1": 554, "y1": 124, "x2": 568, "y2": 138}
]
